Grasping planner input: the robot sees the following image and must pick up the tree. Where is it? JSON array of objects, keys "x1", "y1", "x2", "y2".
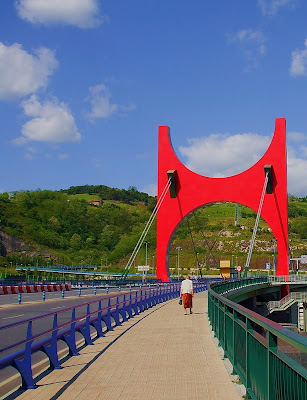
[{"x1": 70, "y1": 234, "x2": 82, "y2": 249}]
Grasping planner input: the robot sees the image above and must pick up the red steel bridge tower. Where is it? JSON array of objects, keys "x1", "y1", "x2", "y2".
[{"x1": 156, "y1": 118, "x2": 289, "y2": 282}]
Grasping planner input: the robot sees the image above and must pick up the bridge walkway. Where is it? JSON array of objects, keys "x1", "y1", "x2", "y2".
[{"x1": 15, "y1": 292, "x2": 241, "y2": 400}]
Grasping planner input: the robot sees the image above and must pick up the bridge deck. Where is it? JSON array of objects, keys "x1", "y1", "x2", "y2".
[{"x1": 16, "y1": 292, "x2": 241, "y2": 400}]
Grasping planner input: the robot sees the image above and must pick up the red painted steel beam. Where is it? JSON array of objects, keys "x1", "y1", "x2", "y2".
[{"x1": 157, "y1": 118, "x2": 288, "y2": 282}]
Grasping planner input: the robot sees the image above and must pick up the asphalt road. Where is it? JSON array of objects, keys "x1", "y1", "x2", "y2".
[
  {"x1": 0, "y1": 286, "x2": 126, "y2": 307},
  {"x1": 0, "y1": 285, "x2": 158, "y2": 359}
]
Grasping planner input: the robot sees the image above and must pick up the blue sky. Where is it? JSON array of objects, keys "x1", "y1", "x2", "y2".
[{"x1": 0, "y1": 0, "x2": 307, "y2": 196}]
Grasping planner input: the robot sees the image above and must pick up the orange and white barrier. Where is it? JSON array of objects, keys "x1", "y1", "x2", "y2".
[{"x1": 0, "y1": 283, "x2": 71, "y2": 295}]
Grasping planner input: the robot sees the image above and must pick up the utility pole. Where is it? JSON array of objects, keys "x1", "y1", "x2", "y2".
[
  {"x1": 144, "y1": 241, "x2": 149, "y2": 266},
  {"x1": 273, "y1": 238, "x2": 277, "y2": 276},
  {"x1": 105, "y1": 254, "x2": 108, "y2": 280},
  {"x1": 143, "y1": 241, "x2": 149, "y2": 283},
  {"x1": 235, "y1": 204, "x2": 240, "y2": 226},
  {"x1": 176, "y1": 246, "x2": 182, "y2": 280}
]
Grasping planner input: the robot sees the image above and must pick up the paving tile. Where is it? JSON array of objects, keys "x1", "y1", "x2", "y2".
[{"x1": 15, "y1": 292, "x2": 242, "y2": 400}]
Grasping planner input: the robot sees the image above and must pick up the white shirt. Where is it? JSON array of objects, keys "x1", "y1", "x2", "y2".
[{"x1": 181, "y1": 279, "x2": 193, "y2": 294}]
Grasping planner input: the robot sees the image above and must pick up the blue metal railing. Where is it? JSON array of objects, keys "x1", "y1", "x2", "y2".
[{"x1": 0, "y1": 282, "x2": 207, "y2": 390}]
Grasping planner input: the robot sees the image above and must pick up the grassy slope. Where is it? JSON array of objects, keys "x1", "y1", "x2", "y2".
[{"x1": 1, "y1": 193, "x2": 306, "y2": 275}]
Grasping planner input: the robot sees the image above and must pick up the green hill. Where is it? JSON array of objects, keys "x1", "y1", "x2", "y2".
[{"x1": 0, "y1": 186, "x2": 306, "y2": 277}]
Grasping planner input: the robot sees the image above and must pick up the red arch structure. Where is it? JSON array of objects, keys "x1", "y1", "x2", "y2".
[{"x1": 156, "y1": 118, "x2": 288, "y2": 282}]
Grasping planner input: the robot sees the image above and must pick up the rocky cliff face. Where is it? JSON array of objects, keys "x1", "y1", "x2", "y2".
[{"x1": 0, "y1": 231, "x2": 29, "y2": 256}]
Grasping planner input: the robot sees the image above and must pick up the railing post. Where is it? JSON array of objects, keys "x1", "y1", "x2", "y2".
[
  {"x1": 120, "y1": 294, "x2": 128, "y2": 321},
  {"x1": 43, "y1": 314, "x2": 61, "y2": 369},
  {"x1": 245, "y1": 318, "x2": 253, "y2": 399},
  {"x1": 139, "y1": 290, "x2": 144, "y2": 312},
  {"x1": 79, "y1": 304, "x2": 93, "y2": 345},
  {"x1": 63, "y1": 308, "x2": 79, "y2": 356},
  {"x1": 233, "y1": 310, "x2": 239, "y2": 375},
  {"x1": 127, "y1": 292, "x2": 134, "y2": 318},
  {"x1": 14, "y1": 321, "x2": 36, "y2": 389},
  {"x1": 266, "y1": 331, "x2": 277, "y2": 400},
  {"x1": 92, "y1": 300, "x2": 104, "y2": 337},
  {"x1": 113, "y1": 296, "x2": 122, "y2": 326},
  {"x1": 133, "y1": 291, "x2": 139, "y2": 315},
  {"x1": 102, "y1": 298, "x2": 113, "y2": 331}
]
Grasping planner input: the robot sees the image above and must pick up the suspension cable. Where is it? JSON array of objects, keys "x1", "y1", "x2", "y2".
[
  {"x1": 244, "y1": 172, "x2": 269, "y2": 276},
  {"x1": 193, "y1": 212, "x2": 221, "y2": 267},
  {"x1": 194, "y1": 212, "x2": 211, "y2": 250},
  {"x1": 121, "y1": 178, "x2": 172, "y2": 279},
  {"x1": 186, "y1": 218, "x2": 202, "y2": 276}
]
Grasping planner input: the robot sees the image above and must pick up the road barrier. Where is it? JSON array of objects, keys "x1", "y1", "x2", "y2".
[
  {"x1": 0, "y1": 282, "x2": 208, "y2": 393},
  {"x1": 0, "y1": 283, "x2": 71, "y2": 295}
]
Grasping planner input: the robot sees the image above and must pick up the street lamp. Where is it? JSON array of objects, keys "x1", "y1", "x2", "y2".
[
  {"x1": 272, "y1": 238, "x2": 277, "y2": 276},
  {"x1": 105, "y1": 254, "x2": 108, "y2": 280},
  {"x1": 143, "y1": 242, "x2": 149, "y2": 283},
  {"x1": 144, "y1": 241, "x2": 149, "y2": 266},
  {"x1": 196, "y1": 252, "x2": 201, "y2": 276},
  {"x1": 176, "y1": 246, "x2": 182, "y2": 280}
]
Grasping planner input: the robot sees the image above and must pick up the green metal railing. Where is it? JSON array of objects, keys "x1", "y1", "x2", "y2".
[{"x1": 208, "y1": 278, "x2": 307, "y2": 400}]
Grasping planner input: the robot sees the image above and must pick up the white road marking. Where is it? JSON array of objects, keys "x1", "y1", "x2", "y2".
[
  {"x1": 51, "y1": 306, "x2": 64, "y2": 310},
  {"x1": 3, "y1": 314, "x2": 24, "y2": 320}
]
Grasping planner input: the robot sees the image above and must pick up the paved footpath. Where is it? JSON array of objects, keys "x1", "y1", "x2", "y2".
[{"x1": 16, "y1": 292, "x2": 242, "y2": 400}]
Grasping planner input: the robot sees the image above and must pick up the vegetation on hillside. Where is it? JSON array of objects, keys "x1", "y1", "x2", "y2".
[
  {"x1": 0, "y1": 187, "x2": 156, "y2": 274},
  {"x1": 0, "y1": 185, "x2": 306, "y2": 277},
  {"x1": 61, "y1": 185, "x2": 151, "y2": 204}
]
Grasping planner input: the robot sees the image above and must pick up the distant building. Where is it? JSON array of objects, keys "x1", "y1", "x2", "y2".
[{"x1": 88, "y1": 199, "x2": 102, "y2": 206}]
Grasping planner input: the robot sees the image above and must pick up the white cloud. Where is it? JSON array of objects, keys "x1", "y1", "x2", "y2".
[
  {"x1": 142, "y1": 183, "x2": 157, "y2": 197},
  {"x1": 288, "y1": 131, "x2": 306, "y2": 142},
  {"x1": 290, "y1": 39, "x2": 307, "y2": 77},
  {"x1": 24, "y1": 153, "x2": 33, "y2": 160},
  {"x1": 58, "y1": 153, "x2": 69, "y2": 160},
  {"x1": 91, "y1": 158, "x2": 101, "y2": 169},
  {"x1": 230, "y1": 29, "x2": 266, "y2": 46},
  {"x1": 14, "y1": 95, "x2": 81, "y2": 144},
  {"x1": 287, "y1": 154, "x2": 307, "y2": 196},
  {"x1": 227, "y1": 29, "x2": 266, "y2": 69},
  {"x1": 258, "y1": 0, "x2": 296, "y2": 16},
  {"x1": 0, "y1": 42, "x2": 58, "y2": 100},
  {"x1": 179, "y1": 131, "x2": 307, "y2": 197},
  {"x1": 15, "y1": 0, "x2": 104, "y2": 28},
  {"x1": 179, "y1": 133, "x2": 271, "y2": 178},
  {"x1": 86, "y1": 83, "x2": 135, "y2": 121}
]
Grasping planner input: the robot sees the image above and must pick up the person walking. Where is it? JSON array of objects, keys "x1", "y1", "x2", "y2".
[{"x1": 180, "y1": 275, "x2": 194, "y2": 315}]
